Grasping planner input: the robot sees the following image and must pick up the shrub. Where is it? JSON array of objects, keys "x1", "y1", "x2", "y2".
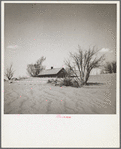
[
  {"x1": 71, "y1": 79, "x2": 79, "y2": 88},
  {"x1": 59, "y1": 78, "x2": 80, "y2": 87},
  {"x1": 63, "y1": 78, "x2": 73, "y2": 86},
  {"x1": 47, "y1": 78, "x2": 59, "y2": 84},
  {"x1": 47, "y1": 79, "x2": 52, "y2": 83},
  {"x1": 58, "y1": 77, "x2": 73, "y2": 87},
  {"x1": 54, "y1": 79, "x2": 58, "y2": 83},
  {"x1": 59, "y1": 80, "x2": 64, "y2": 87},
  {"x1": 47, "y1": 77, "x2": 80, "y2": 88},
  {"x1": 47, "y1": 79, "x2": 55, "y2": 83}
]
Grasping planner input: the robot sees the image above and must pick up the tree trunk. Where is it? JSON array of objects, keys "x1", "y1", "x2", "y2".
[{"x1": 84, "y1": 72, "x2": 90, "y2": 85}]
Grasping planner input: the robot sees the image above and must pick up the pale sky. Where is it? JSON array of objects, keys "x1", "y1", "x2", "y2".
[{"x1": 4, "y1": 3, "x2": 116, "y2": 77}]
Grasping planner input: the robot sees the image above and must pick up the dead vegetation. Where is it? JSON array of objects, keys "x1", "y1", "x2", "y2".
[
  {"x1": 47, "y1": 78, "x2": 80, "y2": 88},
  {"x1": 5, "y1": 64, "x2": 15, "y2": 80},
  {"x1": 27, "y1": 56, "x2": 46, "y2": 77},
  {"x1": 65, "y1": 46, "x2": 105, "y2": 86}
]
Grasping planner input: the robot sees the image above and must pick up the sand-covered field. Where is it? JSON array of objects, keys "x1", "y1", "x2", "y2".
[{"x1": 4, "y1": 74, "x2": 116, "y2": 114}]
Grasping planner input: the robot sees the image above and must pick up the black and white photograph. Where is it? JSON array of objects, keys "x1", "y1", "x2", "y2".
[
  {"x1": 4, "y1": 2, "x2": 118, "y2": 114},
  {"x1": 1, "y1": 1, "x2": 120, "y2": 148}
]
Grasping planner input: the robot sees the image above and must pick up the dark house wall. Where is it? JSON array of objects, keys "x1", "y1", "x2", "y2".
[{"x1": 57, "y1": 69, "x2": 67, "y2": 78}]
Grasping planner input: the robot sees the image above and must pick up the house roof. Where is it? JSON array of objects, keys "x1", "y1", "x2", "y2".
[
  {"x1": 69, "y1": 70, "x2": 80, "y2": 77},
  {"x1": 38, "y1": 68, "x2": 64, "y2": 76}
]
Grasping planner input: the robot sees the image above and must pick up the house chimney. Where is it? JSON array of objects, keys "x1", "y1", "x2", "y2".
[{"x1": 51, "y1": 66, "x2": 53, "y2": 69}]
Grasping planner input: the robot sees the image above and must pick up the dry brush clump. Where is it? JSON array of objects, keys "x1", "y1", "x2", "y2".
[
  {"x1": 47, "y1": 77, "x2": 79, "y2": 88},
  {"x1": 47, "y1": 78, "x2": 58, "y2": 84},
  {"x1": 60, "y1": 77, "x2": 79, "y2": 87},
  {"x1": 47, "y1": 79, "x2": 55, "y2": 83}
]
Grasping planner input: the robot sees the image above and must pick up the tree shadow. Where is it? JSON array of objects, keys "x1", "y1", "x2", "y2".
[{"x1": 86, "y1": 82, "x2": 104, "y2": 86}]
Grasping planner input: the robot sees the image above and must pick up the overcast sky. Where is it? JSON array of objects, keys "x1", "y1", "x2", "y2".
[{"x1": 4, "y1": 3, "x2": 116, "y2": 77}]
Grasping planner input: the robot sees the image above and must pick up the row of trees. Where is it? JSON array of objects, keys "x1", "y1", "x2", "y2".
[{"x1": 5, "y1": 46, "x2": 116, "y2": 86}]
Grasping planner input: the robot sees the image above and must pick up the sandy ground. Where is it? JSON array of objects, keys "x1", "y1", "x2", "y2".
[{"x1": 4, "y1": 74, "x2": 116, "y2": 114}]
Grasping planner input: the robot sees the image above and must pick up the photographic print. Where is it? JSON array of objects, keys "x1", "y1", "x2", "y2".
[
  {"x1": 3, "y1": 2, "x2": 118, "y2": 114},
  {"x1": 1, "y1": 1, "x2": 120, "y2": 148}
]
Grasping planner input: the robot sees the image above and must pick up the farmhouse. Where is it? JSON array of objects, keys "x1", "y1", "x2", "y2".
[{"x1": 38, "y1": 67, "x2": 67, "y2": 78}]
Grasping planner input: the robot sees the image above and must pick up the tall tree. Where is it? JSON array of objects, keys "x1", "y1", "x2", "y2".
[
  {"x1": 65, "y1": 46, "x2": 105, "y2": 86},
  {"x1": 27, "y1": 56, "x2": 46, "y2": 77}
]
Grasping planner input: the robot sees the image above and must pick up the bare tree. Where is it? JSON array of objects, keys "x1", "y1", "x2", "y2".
[
  {"x1": 5, "y1": 64, "x2": 14, "y2": 80},
  {"x1": 65, "y1": 46, "x2": 105, "y2": 86},
  {"x1": 27, "y1": 64, "x2": 36, "y2": 77},
  {"x1": 27, "y1": 56, "x2": 46, "y2": 77}
]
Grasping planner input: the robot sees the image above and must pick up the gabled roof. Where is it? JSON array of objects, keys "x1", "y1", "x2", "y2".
[{"x1": 38, "y1": 68, "x2": 64, "y2": 76}]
